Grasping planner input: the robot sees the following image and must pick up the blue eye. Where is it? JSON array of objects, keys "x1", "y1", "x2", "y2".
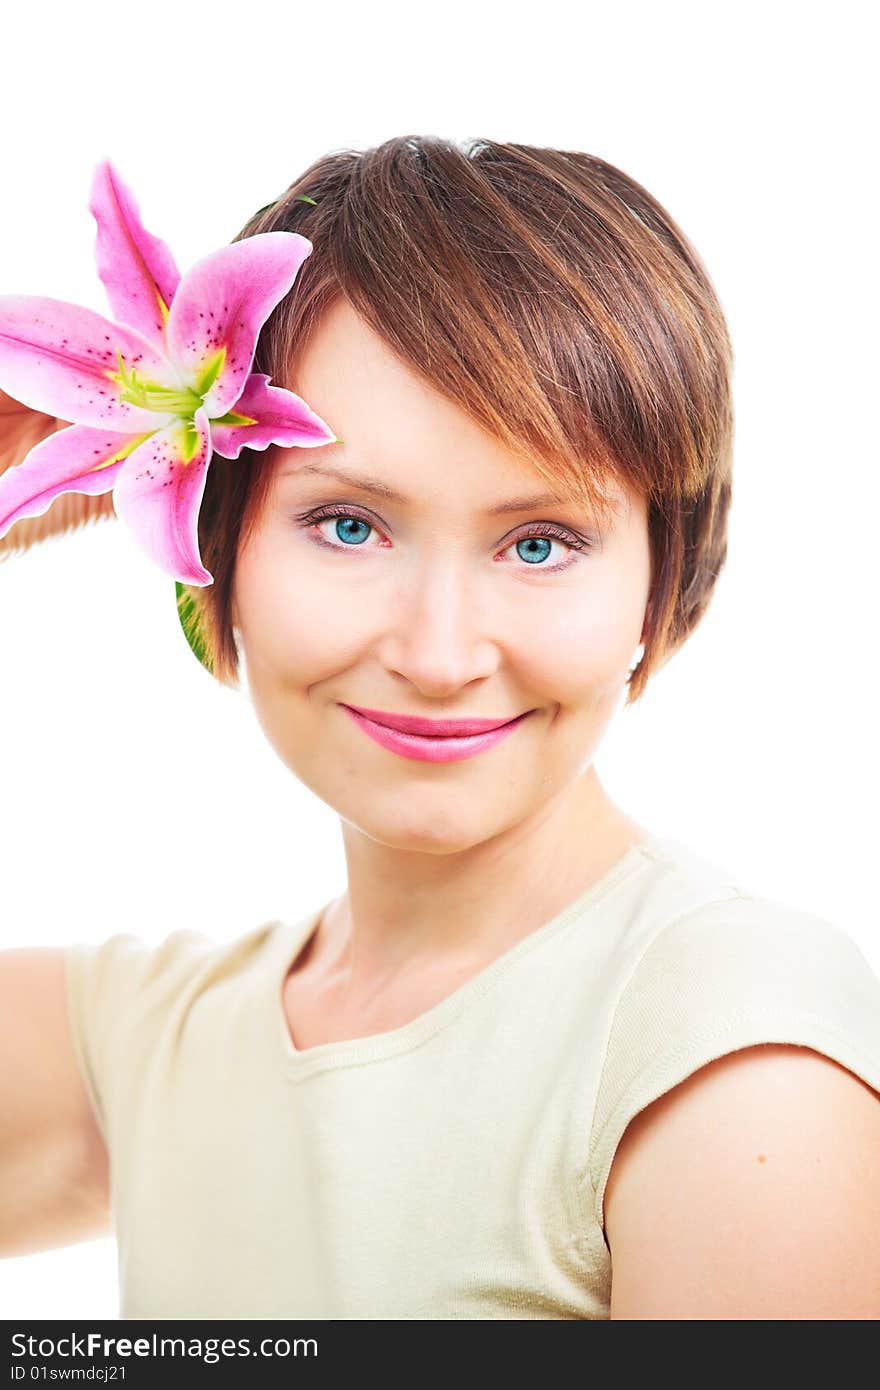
[
  {"x1": 515, "y1": 535, "x2": 554, "y2": 564},
  {"x1": 296, "y1": 505, "x2": 593, "y2": 571},
  {"x1": 331, "y1": 515, "x2": 371, "y2": 545}
]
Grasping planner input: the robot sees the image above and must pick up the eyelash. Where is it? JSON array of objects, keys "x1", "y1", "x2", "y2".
[{"x1": 294, "y1": 504, "x2": 594, "y2": 573}]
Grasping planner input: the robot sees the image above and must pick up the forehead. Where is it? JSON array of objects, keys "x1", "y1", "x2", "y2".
[
  {"x1": 279, "y1": 299, "x2": 635, "y2": 520},
  {"x1": 287, "y1": 296, "x2": 471, "y2": 446}
]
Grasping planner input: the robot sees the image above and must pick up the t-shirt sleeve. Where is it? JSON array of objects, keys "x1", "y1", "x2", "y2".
[
  {"x1": 63, "y1": 927, "x2": 213, "y2": 1146},
  {"x1": 586, "y1": 894, "x2": 880, "y2": 1241}
]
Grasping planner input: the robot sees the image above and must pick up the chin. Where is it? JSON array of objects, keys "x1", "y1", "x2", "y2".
[{"x1": 351, "y1": 803, "x2": 507, "y2": 856}]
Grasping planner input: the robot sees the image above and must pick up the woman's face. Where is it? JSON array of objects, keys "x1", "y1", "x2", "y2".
[{"x1": 232, "y1": 298, "x2": 652, "y2": 854}]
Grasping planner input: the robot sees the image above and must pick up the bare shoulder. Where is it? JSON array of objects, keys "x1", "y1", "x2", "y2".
[{"x1": 604, "y1": 1043, "x2": 880, "y2": 1319}]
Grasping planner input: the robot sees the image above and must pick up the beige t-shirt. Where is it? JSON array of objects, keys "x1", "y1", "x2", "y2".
[{"x1": 64, "y1": 833, "x2": 880, "y2": 1320}]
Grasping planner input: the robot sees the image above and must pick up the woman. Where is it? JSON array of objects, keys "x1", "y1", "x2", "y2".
[{"x1": 2, "y1": 136, "x2": 879, "y2": 1319}]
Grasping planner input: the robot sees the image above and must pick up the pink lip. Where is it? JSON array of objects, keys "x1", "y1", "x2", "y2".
[
  {"x1": 342, "y1": 704, "x2": 528, "y2": 737},
  {"x1": 340, "y1": 704, "x2": 533, "y2": 763}
]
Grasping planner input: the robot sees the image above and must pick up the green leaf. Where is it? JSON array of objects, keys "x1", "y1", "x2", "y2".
[
  {"x1": 175, "y1": 580, "x2": 214, "y2": 675},
  {"x1": 252, "y1": 191, "x2": 317, "y2": 220}
]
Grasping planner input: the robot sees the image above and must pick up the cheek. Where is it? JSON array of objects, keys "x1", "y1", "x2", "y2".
[
  {"x1": 235, "y1": 541, "x2": 367, "y2": 685},
  {"x1": 512, "y1": 581, "x2": 641, "y2": 705}
]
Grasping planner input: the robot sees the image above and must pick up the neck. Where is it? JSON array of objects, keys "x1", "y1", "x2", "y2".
[{"x1": 313, "y1": 767, "x2": 647, "y2": 999}]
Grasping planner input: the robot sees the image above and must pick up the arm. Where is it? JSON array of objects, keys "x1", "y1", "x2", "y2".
[
  {"x1": 604, "y1": 1043, "x2": 880, "y2": 1319},
  {"x1": 1, "y1": 397, "x2": 118, "y2": 1251},
  {"x1": 0, "y1": 949, "x2": 111, "y2": 1257}
]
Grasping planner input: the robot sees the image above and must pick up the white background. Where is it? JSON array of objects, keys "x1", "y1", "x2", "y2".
[{"x1": 1, "y1": 0, "x2": 877, "y2": 1319}]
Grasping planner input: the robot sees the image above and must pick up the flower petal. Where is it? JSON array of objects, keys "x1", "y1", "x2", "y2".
[
  {"x1": 165, "y1": 232, "x2": 313, "y2": 417},
  {"x1": 0, "y1": 422, "x2": 146, "y2": 540},
  {"x1": 89, "y1": 160, "x2": 181, "y2": 350},
  {"x1": 0, "y1": 296, "x2": 180, "y2": 429},
  {"x1": 112, "y1": 405, "x2": 214, "y2": 585},
  {"x1": 209, "y1": 372, "x2": 337, "y2": 459}
]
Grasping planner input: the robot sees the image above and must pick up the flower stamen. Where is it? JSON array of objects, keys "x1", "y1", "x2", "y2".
[{"x1": 111, "y1": 348, "x2": 202, "y2": 417}]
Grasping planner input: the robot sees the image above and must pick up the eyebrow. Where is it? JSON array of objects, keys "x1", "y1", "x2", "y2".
[{"x1": 278, "y1": 462, "x2": 574, "y2": 515}]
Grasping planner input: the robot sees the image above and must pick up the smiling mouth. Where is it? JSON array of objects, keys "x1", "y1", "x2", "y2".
[
  {"x1": 340, "y1": 704, "x2": 533, "y2": 738},
  {"x1": 340, "y1": 704, "x2": 534, "y2": 763}
]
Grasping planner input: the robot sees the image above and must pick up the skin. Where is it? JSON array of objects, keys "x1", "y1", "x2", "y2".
[{"x1": 231, "y1": 297, "x2": 653, "y2": 1042}]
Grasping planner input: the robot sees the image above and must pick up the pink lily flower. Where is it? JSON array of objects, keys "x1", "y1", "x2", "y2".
[{"x1": 0, "y1": 161, "x2": 337, "y2": 585}]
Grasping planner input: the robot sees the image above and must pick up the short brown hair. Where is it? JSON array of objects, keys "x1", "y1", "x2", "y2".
[{"x1": 187, "y1": 134, "x2": 734, "y2": 704}]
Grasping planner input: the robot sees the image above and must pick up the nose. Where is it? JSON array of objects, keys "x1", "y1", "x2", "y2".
[{"x1": 376, "y1": 554, "x2": 500, "y2": 696}]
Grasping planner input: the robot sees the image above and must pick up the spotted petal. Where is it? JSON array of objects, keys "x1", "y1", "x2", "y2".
[
  {"x1": 0, "y1": 296, "x2": 180, "y2": 429},
  {"x1": 209, "y1": 372, "x2": 336, "y2": 459},
  {"x1": 0, "y1": 421, "x2": 147, "y2": 540},
  {"x1": 164, "y1": 232, "x2": 313, "y2": 418},
  {"x1": 112, "y1": 405, "x2": 214, "y2": 585},
  {"x1": 89, "y1": 160, "x2": 181, "y2": 350}
]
